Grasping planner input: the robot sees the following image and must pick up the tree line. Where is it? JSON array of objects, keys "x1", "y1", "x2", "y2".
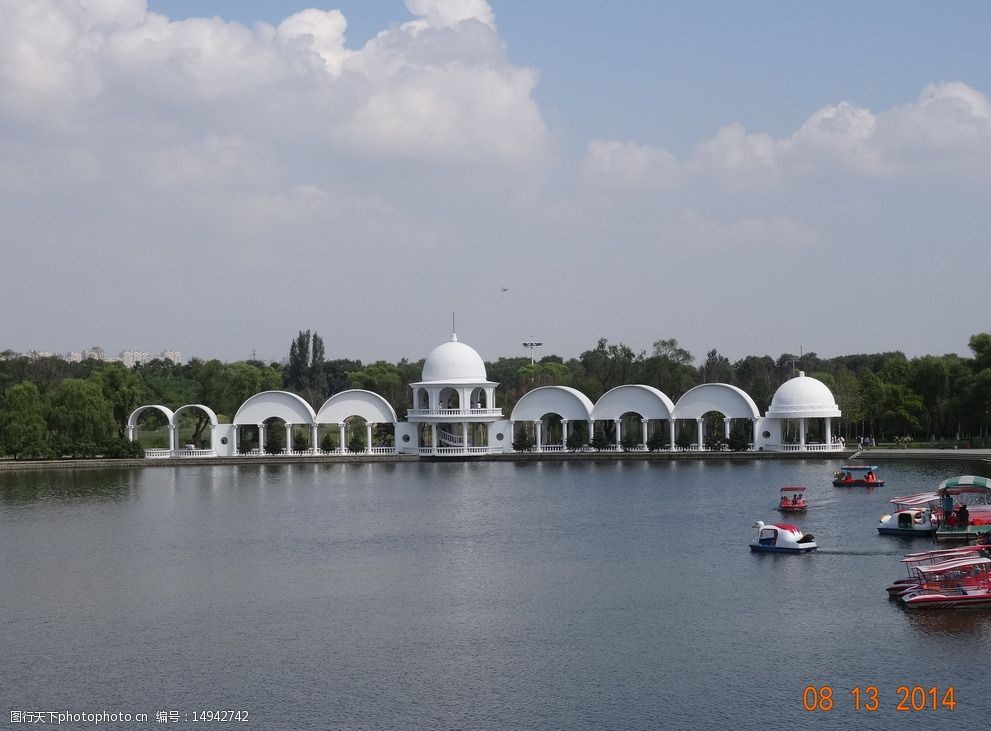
[{"x1": 2, "y1": 331, "x2": 990, "y2": 459}]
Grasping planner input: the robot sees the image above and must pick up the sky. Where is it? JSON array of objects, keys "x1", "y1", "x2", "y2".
[{"x1": 2, "y1": 0, "x2": 990, "y2": 366}]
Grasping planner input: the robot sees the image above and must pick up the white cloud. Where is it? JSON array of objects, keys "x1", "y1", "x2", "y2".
[
  {"x1": 0, "y1": 0, "x2": 547, "y2": 170},
  {"x1": 583, "y1": 81, "x2": 991, "y2": 190},
  {"x1": 403, "y1": 0, "x2": 496, "y2": 30},
  {"x1": 583, "y1": 140, "x2": 680, "y2": 190}
]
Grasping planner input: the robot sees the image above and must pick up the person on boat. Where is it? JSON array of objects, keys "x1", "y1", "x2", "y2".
[
  {"x1": 957, "y1": 504, "x2": 970, "y2": 530},
  {"x1": 792, "y1": 494, "x2": 801, "y2": 505},
  {"x1": 843, "y1": 472, "x2": 853, "y2": 483},
  {"x1": 865, "y1": 471, "x2": 875, "y2": 483}
]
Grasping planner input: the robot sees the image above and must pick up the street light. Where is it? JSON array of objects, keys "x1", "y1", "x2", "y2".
[{"x1": 522, "y1": 339, "x2": 543, "y2": 365}]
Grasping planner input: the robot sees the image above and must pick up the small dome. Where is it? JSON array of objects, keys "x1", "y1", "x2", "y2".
[
  {"x1": 766, "y1": 371, "x2": 841, "y2": 418},
  {"x1": 421, "y1": 335, "x2": 488, "y2": 383}
]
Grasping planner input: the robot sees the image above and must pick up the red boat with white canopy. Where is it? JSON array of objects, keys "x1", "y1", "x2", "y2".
[{"x1": 899, "y1": 556, "x2": 991, "y2": 610}]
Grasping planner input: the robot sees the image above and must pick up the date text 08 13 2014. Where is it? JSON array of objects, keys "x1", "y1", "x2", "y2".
[{"x1": 802, "y1": 685, "x2": 957, "y2": 712}]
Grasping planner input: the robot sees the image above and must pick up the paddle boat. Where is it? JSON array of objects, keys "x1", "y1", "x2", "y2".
[
  {"x1": 833, "y1": 465, "x2": 883, "y2": 487},
  {"x1": 898, "y1": 556, "x2": 991, "y2": 610},
  {"x1": 749, "y1": 521, "x2": 817, "y2": 553},
  {"x1": 885, "y1": 546, "x2": 989, "y2": 598},
  {"x1": 932, "y1": 476, "x2": 991, "y2": 542},
  {"x1": 777, "y1": 486, "x2": 808, "y2": 512},
  {"x1": 877, "y1": 491, "x2": 940, "y2": 536}
]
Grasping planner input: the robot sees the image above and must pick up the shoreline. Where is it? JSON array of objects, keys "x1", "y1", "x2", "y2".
[{"x1": 1, "y1": 447, "x2": 988, "y2": 473}]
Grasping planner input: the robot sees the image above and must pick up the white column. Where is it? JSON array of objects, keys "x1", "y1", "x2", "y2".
[
  {"x1": 799, "y1": 418, "x2": 807, "y2": 448},
  {"x1": 588, "y1": 420, "x2": 594, "y2": 448},
  {"x1": 167, "y1": 424, "x2": 177, "y2": 454},
  {"x1": 208, "y1": 423, "x2": 216, "y2": 452},
  {"x1": 431, "y1": 423, "x2": 437, "y2": 455},
  {"x1": 641, "y1": 418, "x2": 649, "y2": 450},
  {"x1": 338, "y1": 422, "x2": 346, "y2": 453},
  {"x1": 231, "y1": 426, "x2": 238, "y2": 455},
  {"x1": 509, "y1": 421, "x2": 515, "y2": 449},
  {"x1": 614, "y1": 419, "x2": 622, "y2": 450},
  {"x1": 311, "y1": 424, "x2": 319, "y2": 454},
  {"x1": 724, "y1": 418, "x2": 731, "y2": 439},
  {"x1": 285, "y1": 423, "x2": 293, "y2": 453},
  {"x1": 462, "y1": 422, "x2": 468, "y2": 452},
  {"x1": 534, "y1": 420, "x2": 542, "y2": 452},
  {"x1": 696, "y1": 418, "x2": 704, "y2": 450},
  {"x1": 366, "y1": 422, "x2": 373, "y2": 454},
  {"x1": 824, "y1": 418, "x2": 833, "y2": 447},
  {"x1": 669, "y1": 420, "x2": 676, "y2": 451},
  {"x1": 257, "y1": 423, "x2": 266, "y2": 455},
  {"x1": 127, "y1": 425, "x2": 136, "y2": 442},
  {"x1": 562, "y1": 419, "x2": 569, "y2": 450}
]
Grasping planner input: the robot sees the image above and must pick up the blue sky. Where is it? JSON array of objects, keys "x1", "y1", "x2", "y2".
[
  {"x1": 148, "y1": 0, "x2": 991, "y2": 152},
  {"x1": 3, "y1": 1, "x2": 991, "y2": 364}
]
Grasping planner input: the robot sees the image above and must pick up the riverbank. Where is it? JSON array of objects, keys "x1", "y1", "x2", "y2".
[
  {"x1": 0, "y1": 449, "x2": 864, "y2": 472},
  {"x1": 4, "y1": 448, "x2": 990, "y2": 473},
  {"x1": 850, "y1": 448, "x2": 991, "y2": 463}
]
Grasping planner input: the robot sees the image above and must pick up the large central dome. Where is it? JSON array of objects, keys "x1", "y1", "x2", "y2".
[
  {"x1": 766, "y1": 371, "x2": 841, "y2": 418},
  {"x1": 420, "y1": 334, "x2": 489, "y2": 383}
]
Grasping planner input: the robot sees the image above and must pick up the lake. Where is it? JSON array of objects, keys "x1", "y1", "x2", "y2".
[{"x1": 2, "y1": 458, "x2": 989, "y2": 729}]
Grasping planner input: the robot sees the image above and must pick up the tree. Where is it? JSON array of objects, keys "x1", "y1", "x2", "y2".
[
  {"x1": 700, "y1": 349, "x2": 732, "y2": 383},
  {"x1": 92, "y1": 363, "x2": 144, "y2": 438},
  {"x1": 0, "y1": 382, "x2": 51, "y2": 459},
  {"x1": 286, "y1": 330, "x2": 327, "y2": 406},
  {"x1": 349, "y1": 361, "x2": 404, "y2": 407},
  {"x1": 46, "y1": 379, "x2": 116, "y2": 456}
]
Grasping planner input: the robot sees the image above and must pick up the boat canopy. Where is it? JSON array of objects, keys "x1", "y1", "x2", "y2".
[
  {"x1": 939, "y1": 475, "x2": 991, "y2": 490},
  {"x1": 780, "y1": 486, "x2": 806, "y2": 493},
  {"x1": 841, "y1": 465, "x2": 878, "y2": 472},
  {"x1": 889, "y1": 492, "x2": 939, "y2": 506},
  {"x1": 917, "y1": 556, "x2": 991, "y2": 575}
]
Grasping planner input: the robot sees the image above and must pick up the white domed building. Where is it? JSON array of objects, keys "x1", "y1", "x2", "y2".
[
  {"x1": 753, "y1": 371, "x2": 844, "y2": 452},
  {"x1": 395, "y1": 333, "x2": 511, "y2": 456}
]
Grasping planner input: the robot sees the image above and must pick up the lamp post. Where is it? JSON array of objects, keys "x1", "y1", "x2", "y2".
[{"x1": 522, "y1": 340, "x2": 543, "y2": 365}]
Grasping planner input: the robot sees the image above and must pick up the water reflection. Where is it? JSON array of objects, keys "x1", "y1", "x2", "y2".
[
  {"x1": 0, "y1": 468, "x2": 133, "y2": 504},
  {"x1": 905, "y1": 610, "x2": 991, "y2": 636}
]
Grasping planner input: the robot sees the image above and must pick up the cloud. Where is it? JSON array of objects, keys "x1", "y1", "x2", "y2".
[
  {"x1": 583, "y1": 81, "x2": 991, "y2": 190},
  {"x1": 0, "y1": 0, "x2": 547, "y2": 170}
]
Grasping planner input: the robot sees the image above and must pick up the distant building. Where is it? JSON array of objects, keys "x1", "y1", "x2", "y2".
[
  {"x1": 67, "y1": 352, "x2": 82, "y2": 363},
  {"x1": 83, "y1": 346, "x2": 106, "y2": 361},
  {"x1": 120, "y1": 350, "x2": 151, "y2": 368},
  {"x1": 161, "y1": 350, "x2": 181, "y2": 365}
]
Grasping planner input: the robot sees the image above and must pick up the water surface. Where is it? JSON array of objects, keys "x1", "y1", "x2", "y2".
[{"x1": 2, "y1": 458, "x2": 989, "y2": 729}]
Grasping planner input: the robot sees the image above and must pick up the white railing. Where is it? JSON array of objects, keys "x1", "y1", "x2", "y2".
[
  {"x1": 769, "y1": 443, "x2": 845, "y2": 452},
  {"x1": 417, "y1": 445, "x2": 505, "y2": 455},
  {"x1": 176, "y1": 448, "x2": 215, "y2": 458},
  {"x1": 407, "y1": 408, "x2": 503, "y2": 417},
  {"x1": 145, "y1": 448, "x2": 171, "y2": 459}
]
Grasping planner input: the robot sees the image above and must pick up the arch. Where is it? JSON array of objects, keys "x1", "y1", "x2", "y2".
[
  {"x1": 173, "y1": 403, "x2": 219, "y2": 427},
  {"x1": 672, "y1": 383, "x2": 760, "y2": 420},
  {"x1": 591, "y1": 385, "x2": 675, "y2": 421},
  {"x1": 127, "y1": 404, "x2": 174, "y2": 429},
  {"x1": 233, "y1": 390, "x2": 317, "y2": 425},
  {"x1": 316, "y1": 389, "x2": 399, "y2": 424},
  {"x1": 511, "y1": 386, "x2": 594, "y2": 422}
]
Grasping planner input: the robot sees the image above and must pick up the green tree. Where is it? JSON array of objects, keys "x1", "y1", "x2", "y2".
[
  {"x1": 47, "y1": 379, "x2": 115, "y2": 456},
  {"x1": 349, "y1": 361, "x2": 404, "y2": 408},
  {"x1": 286, "y1": 330, "x2": 327, "y2": 406},
  {"x1": 700, "y1": 348, "x2": 733, "y2": 383},
  {"x1": 0, "y1": 382, "x2": 51, "y2": 459},
  {"x1": 92, "y1": 363, "x2": 145, "y2": 438}
]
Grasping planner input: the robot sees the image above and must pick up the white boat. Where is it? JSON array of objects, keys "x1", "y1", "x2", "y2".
[
  {"x1": 877, "y1": 491, "x2": 940, "y2": 536},
  {"x1": 749, "y1": 521, "x2": 817, "y2": 553},
  {"x1": 899, "y1": 556, "x2": 991, "y2": 610}
]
